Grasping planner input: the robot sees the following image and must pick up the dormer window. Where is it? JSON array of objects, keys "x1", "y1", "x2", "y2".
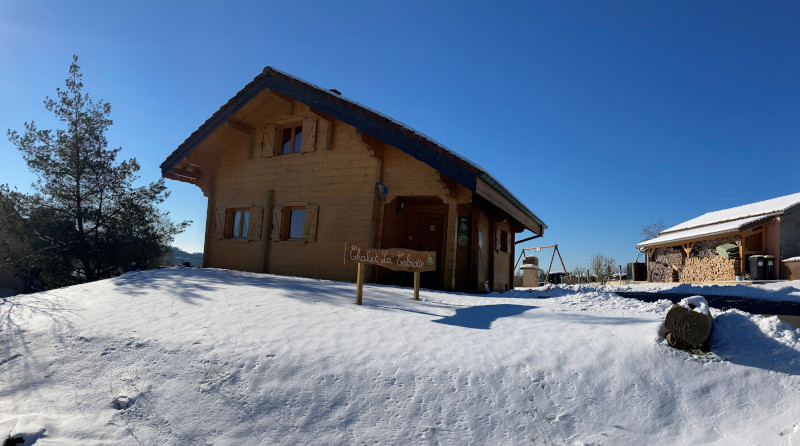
[{"x1": 280, "y1": 123, "x2": 303, "y2": 154}]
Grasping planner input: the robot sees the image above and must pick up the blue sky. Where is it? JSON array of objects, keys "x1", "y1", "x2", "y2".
[{"x1": 1, "y1": 1, "x2": 799, "y2": 271}]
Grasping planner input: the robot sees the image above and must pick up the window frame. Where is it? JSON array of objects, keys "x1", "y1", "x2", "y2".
[
  {"x1": 281, "y1": 206, "x2": 306, "y2": 241},
  {"x1": 277, "y1": 122, "x2": 304, "y2": 155},
  {"x1": 228, "y1": 207, "x2": 250, "y2": 240},
  {"x1": 499, "y1": 229, "x2": 509, "y2": 253}
]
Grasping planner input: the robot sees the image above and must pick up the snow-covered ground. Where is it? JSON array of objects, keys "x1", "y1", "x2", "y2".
[{"x1": 2, "y1": 269, "x2": 800, "y2": 445}]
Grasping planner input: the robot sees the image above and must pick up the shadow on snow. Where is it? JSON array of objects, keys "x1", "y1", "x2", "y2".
[
  {"x1": 712, "y1": 311, "x2": 800, "y2": 376},
  {"x1": 432, "y1": 304, "x2": 535, "y2": 330}
]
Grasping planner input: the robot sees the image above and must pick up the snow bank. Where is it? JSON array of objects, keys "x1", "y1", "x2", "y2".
[{"x1": 2, "y1": 269, "x2": 800, "y2": 444}]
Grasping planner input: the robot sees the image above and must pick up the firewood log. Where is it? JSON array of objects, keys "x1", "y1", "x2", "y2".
[{"x1": 671, "y1": 310, "x2": 713, "y2": 347}]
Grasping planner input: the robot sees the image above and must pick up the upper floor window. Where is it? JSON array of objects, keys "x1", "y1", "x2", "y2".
[{"x1": 280, "y1": 123, "x2": 303, "y2": 155}]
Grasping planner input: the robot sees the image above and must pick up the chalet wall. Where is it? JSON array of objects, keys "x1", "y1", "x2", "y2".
[{"x1": 207, "y1": 111, "x2": 378, "y2": 282}]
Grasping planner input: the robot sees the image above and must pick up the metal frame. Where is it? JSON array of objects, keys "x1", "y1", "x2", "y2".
[{"x1": 514, "y1": 244, "x2": 572, "y2": 285}]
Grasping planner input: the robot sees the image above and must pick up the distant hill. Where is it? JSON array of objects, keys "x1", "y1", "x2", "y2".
[{"x1": 165, "y1": 246, "x2": 203, "y2": 267}]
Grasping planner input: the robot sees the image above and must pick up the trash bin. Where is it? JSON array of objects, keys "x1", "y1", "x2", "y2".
[
  {"x1": 749, "y1": 255, "x2": 765, "y2": 280},
  {"x1": 763, "y1": 255, "x2": 775, "y2": 280}
]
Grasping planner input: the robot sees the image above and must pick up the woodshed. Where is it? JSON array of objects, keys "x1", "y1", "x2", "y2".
[{"x1": 637, "y1": 192, "x2": 800, "y2": 282}]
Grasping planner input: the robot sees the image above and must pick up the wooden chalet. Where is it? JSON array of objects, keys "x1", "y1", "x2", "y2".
[
  {"x1": 637, "y1": 192, "x2": 800, "y2": 282},
  {"x1": 160, "y1": 67, "x2": 546, "y2": 292}
]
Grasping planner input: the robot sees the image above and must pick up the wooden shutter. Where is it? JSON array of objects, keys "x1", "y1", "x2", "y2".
[
  {"x1": 495, "y1": 227, "x2": 500, "y2": 252},
  {"x1": 213, "y1": 208, "x2": 226, "y2": 240},
  {"x1": 247, "y1": 206, "x2": 264, "y2": 241},
  {"x1": 303, "y1": 205, "x2": 319, "y2": 242},
  {"x1": 262, "y1": 124, "x2": 277, "y2": 158},
  {"x1": 318, "y1": 119, "x2": 331, "y2": 151},
  {"x1": 271, "y1": 205, "x2": 283, "y2": 241},
  {"x1": 300, "y1": 117, "x2": 317, "y2": 153}
]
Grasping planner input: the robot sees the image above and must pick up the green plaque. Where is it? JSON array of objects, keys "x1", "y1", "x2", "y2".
[{"x1": 457, "y1": 216, "x2": 470, "y2": 235}]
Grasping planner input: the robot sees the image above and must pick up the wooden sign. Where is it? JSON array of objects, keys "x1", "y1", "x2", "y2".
[
  {"x1": 344, "y1": 243, "x2": 436, "y2": 272},
  {"x1": 344, "y1": 243, "x2": 436, "y2": 304}
]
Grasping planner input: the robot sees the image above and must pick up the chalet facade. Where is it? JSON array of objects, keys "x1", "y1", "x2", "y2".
[
  {"x1": 160, "y1": 67, "x2": 545, "y2": 292},
  {"x1": 637, "y1": 192, "x2": 800, "y2": 282}
]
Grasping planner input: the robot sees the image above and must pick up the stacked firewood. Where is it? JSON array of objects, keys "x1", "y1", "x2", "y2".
[
  {"x1": 650, "y1": 248, "x2": 684, "y2": 282},
  {"x1": 679, "y1": 256, "x2": 739, "y2": 282}
]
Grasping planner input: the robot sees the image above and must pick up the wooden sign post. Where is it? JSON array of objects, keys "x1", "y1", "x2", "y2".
[{"x1": 344, "y1": 243, "x2": 436, "y2": 305}]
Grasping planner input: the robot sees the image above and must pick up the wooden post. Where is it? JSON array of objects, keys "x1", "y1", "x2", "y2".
[
  {"x1": 356, "y1": 262, "x2": 365, "y2": 305},
  {"x1": 413, "y1": 271, "x2": 420, "y2": 300}
]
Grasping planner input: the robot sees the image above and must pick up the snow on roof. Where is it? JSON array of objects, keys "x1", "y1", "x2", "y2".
[
  {"x1": 637, "y1": 192, "x2": 800, "y2": 249},
  {"x1": 665, "y1": 192, "x2": 800, "y2": 234},
  {"x1": 637, "y1": 214, "x2": 771, "y2": 248}
]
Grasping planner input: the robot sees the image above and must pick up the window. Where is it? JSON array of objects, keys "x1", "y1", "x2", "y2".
[
  {"x1": 271, "y1": 203, "x2": 318, "y2": 243},
  {"x1": 279, "y1": 123, "x2": 303, "y2": 155},
  {"x1": 212, "y1": 206, "x2": 264, "y2": 241},
  {"x1": 262, "y1": 117, "x2": 326, "y2": 157},
  {"x1": 283, "y1": 207, "x2": 306, "y2": 240},
  {"x1": 495, "y1": 226, "x2": 510, "y2": 254},
  {"x1": 230, "y1": 208, "x2": 250, "y2": 239},
  {"x1": 499, "y1": 230, "x2": 509, "y2": 253}
]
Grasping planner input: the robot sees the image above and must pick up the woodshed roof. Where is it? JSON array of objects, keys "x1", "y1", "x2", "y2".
[
  {"x1": 637, "y1": 192, "x2": 800, "y2": 249},
  {"x1": 160, "y1": 67, "x2": 546, "y2": 234}
]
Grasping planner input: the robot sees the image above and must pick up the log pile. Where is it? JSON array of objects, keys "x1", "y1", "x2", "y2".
[
  {"x1": 679, "y1": 256, "x2": 740, "y2": 282},
  {"x1": 650, "y1": 248, "x2": 683, "y2": 282},
  {"x1": 663, "y1": 298, "x2": 713, "y2": 351}
]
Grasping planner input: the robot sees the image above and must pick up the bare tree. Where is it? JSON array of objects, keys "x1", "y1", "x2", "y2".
[
  {"x1": 641, "y1": 219, "x2": 666, "y2": 241},
  {"x1": 590, "y1": 253, "x2": 616, "y2": 285},
  {"x1": 570, "y1": 266, "x2": 586, "y2": 284},
  {"x1": 513, "y1": 269, "x2": 523, "y2": 287}
]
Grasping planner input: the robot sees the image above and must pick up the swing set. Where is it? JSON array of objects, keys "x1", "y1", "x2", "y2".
[{"x1": 513, "y1": 244, "x2": 572, "y2": 285}]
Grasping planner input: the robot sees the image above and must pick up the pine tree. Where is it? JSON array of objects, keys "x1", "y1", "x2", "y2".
[{"x1": 6, "y1": 55, "x2": 188, "y2": 288}]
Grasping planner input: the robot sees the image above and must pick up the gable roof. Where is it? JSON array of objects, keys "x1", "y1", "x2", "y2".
[
  {"x1": 637, "y1": 192, "x2": 800, "y2": 249},
  {"x1": 160, "y1": 67, "x2": 546, "y2": 233}
]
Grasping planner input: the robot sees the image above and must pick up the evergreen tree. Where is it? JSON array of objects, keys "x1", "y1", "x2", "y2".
[{"x1": 6, "y1": 55, "x2": 188, "y2": 288}]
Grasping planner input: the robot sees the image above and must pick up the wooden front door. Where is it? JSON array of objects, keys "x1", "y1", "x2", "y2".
[{"x1": 415, "y1": 212, "x2": 445, "y2": 288}]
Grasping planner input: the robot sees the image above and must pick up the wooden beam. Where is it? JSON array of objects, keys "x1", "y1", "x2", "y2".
[
  {"x1": 640, "y1": 231, "x2": 740, "y2": 250},
  {"x1": 225, "y1": 119, "x2": 255, "y2": 136},
  {"x1": 170, "y1": 167, "x2": 202, "y2": 180},
  {"x1": 737, "y1": 234, "x2": 745, "y2": 274}
]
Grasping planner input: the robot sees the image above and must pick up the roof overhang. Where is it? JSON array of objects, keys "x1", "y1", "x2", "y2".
[{"x1": 636, "y1": 213, "x2": 779, "y2": 250}]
